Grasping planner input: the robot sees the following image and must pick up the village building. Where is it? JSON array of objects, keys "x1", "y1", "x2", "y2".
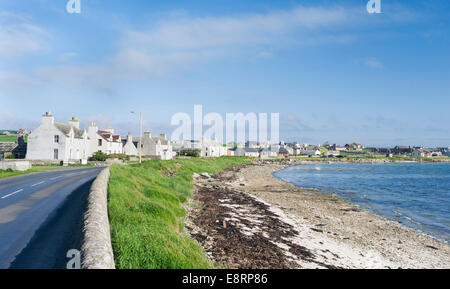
[
  {"x1": 142, "y1": 131, "x2": 174, "y2": 160},
  {"x1": 278, "y1": 147, "x2": 290, "y2": 158},
  {"x1": 122, "y1": 134, "x2": 139, "y2": 156},
  {"x1": 181, "y1": 138, "x2": 226, "y2": 157},
  {"x1": 298, "y1": 149, "x2": 321, "y2": 157},
  {"x1": 0, "y1": 136, "x2": 27, "y2": 160},
  {"x1": 345, "y1": 142, "x2": 364, "y2": 151},
  {"x1": 259, "y1": 147, "x2": 279, "y2": 159},
  {"x1": 27, "y1": 112, "x2": 123, "y2": 161},
  {"x1": 412, "y1": 148, "x2": 431, "y2": 158},
  {"x1": 27, "y1": 113, "x2": 89, "y2": 161},
  {"x1": 200, "y1": 138, "x2": 227, "y2": 157},
  {"x1": 88, "y1": 123, "x2": 123, "y2": 155},
  {"x1": 232, "y1": 147, "x2": 260, "y2": 157},
  {"x1": 392, "y1": 146, "x2": 412, "y2": 155}
]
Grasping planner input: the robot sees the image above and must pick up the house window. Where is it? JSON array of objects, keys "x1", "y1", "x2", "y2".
[
  {"x1": 54, "y1": 135, "x2": 59, "y2": 144},
  {"x1": 0, "y1": 152, "x2": 4, "y2": 161},
  {"x1": 98, "y1": 139, "x2": 102, "y2": 146},
  {"x1": 54, "y1": 149, "x2": 59, "y2": 160}
]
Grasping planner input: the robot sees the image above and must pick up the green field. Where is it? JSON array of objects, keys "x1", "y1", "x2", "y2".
[
  {"x1": 0, "y1": 136, "x2": 18, "y2": 142},
  {"x1": 0, "y1": 135, "x2": 27, "y2": 142},
  {"x1": 108, "y1": 157, "x2": 251, "y2": 269}
]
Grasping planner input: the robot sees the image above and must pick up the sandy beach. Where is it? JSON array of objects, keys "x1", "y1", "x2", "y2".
[{"x1": 185, "y1": 161, "x2": 450, "y2": 269}]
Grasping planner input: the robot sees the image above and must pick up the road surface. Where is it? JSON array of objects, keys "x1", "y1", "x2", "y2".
[{"x1": 0, "y1": 167, "x2": 104, "y2": 269}]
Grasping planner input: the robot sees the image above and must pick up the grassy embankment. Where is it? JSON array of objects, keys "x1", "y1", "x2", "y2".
[{"x1": 108, "y1": 157, "x2": 251, "y2": 269}]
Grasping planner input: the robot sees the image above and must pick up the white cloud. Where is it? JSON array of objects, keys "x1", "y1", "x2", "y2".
[
  {"x1": 58, "y1": 52, "x2": 78, "y2": 62},
  {"x1": 0, "y1": 5, "x2": 415, "y2": 95},
  {"x1": 123, "y1": 6, "x2": 352, "y2": 50},
  {"x1": 364, "y1": 57, "x2": 384, "y2": 69},
  {"x1": 0, "y1": 12, "x2": 48, "y2": 58}
]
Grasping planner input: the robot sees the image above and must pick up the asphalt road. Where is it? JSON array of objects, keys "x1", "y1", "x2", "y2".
[{"x1": 0, "y1": 167, "x2": 104, "y2": 269}]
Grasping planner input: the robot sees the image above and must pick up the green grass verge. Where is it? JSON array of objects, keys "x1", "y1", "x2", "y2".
[
  {"x1": 108, "y1": 157, "x2": 251, "y2": 269},
  {"x1": 0, "y1": 166, "x2": 73, "y2": 179}
]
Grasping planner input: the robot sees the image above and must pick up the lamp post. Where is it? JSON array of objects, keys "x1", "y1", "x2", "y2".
[{"x1": 131, "y1": 111, "x2": 143, "y2": 163}]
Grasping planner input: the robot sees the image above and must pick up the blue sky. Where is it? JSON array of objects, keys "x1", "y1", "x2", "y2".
[{"x1": 0, "y1": 0, "x2": 449, "y2": 146}]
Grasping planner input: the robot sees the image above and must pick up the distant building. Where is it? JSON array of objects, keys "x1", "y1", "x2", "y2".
[
  {"x1": 0, "y1": 136, "x2": 27, "y2": 160},
  {"x1": 232, "y1": 147, "x2": 260, "y2": 157},
  {"x1": 299, "y1": 149, "x2": 321, "y2": 157},
  {"x1": 259, "y1": 147, "x2": 278, "y2": 159},
  {"x1": 181, "y1": 138, "x2": 226, "y2": 157},
  {"x1": 278, "y1": 148, "x2": 289, "y2": 158},
  {"x1": 88, "y1": 123, "x2": 123, "y2": 155},
  {"x1": 412, "y1": 148, "x2": 431, "y2": 158},
  {"x1": 345, "y1": 142, "x2": 363, "y2": 151},
  {"x1": 392, "y1": 146, "x2": 412, "y2": 155},
  {"x1": 142, "y1": 131, "x2": 174, "y2": 160},
  {"x1": 375, "y1": 148, "x2": 392, "y2": 154},
  {"x1": 245, "y1": 141, "x2": 258, "y2": 149},
  {"x1": 122, "y1": 134, "x2": 139, "y2": 156}
]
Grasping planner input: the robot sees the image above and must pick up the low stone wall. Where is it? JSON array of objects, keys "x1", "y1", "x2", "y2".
[
  {"x1": 0, "y1": 160, "x2": 32, "y2": 171},
  {"x1": 80, "y1": 167, "x2": 115, "y2": 269}
]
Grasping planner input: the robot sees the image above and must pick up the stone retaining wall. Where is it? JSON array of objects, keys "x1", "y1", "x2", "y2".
[
  {"x1": 0, "y1": 160, "x2": 32, "y2": 171},
  {"x1": 80, "y1": 167, "x2": 115, "y2": 269}
]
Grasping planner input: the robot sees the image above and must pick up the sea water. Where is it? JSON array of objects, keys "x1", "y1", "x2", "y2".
[{"x1": 273, "y1": 163, "x2": 450, "y2": 243}]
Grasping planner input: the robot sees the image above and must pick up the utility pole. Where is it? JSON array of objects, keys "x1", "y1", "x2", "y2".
[
  {"x1": 131, "y1": 111, "x2": 143, "y2": 163},
  {"x1": 139, "y1": 112, "x2": 142, "y2": 164}
]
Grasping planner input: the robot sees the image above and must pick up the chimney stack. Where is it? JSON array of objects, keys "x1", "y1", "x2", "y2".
[
  {"x1": 41, "y1": 111, "x2": 54, "y2": 125},
  {"x1": 69, "y1": 117, "x2": 80, "y2": 129}
]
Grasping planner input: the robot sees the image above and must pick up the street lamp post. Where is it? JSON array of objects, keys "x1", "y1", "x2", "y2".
[{"x1": 131, "y1": 111, "x2": 143, "y2": 163}]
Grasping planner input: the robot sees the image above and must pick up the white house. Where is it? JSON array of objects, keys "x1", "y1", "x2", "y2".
[
  {"x1": 200, "y1": 138, "x2": 227, "y2": 157},
  {"x1": 233, "y1": 147, "x2": 260, "y2": 157},
  {"x1": 87, "y1": 123, "x2": 123, "y2": 155},
  {"x1": 260, "y1": 147, "x2": 279, "y2": 159},
  {"x1": 181, "y1": 138, "x2": 226, "y2": 157},
  {"x1": 299, "y1": 149, "x2": 321, "y2": 157},
  {"x1": 122, "y1": 134, "x2": 139, "y2": 156},
  {"x1": 142, "y1": 131, "x2": 174, "y2": 160},
  {"x1": 27, "y1": 113, "x2": 89, "y2": 161}
]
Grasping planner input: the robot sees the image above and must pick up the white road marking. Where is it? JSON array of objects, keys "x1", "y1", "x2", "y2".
[
  {"x1": 50, "y1": 176, "x2": 63, "y2": 180},
  {"x1": 2, "y1": 189, "x2": 24, "y2": 199},
  {"x1": 31, "y1": 181, "x2": 45, "y2": 187}
]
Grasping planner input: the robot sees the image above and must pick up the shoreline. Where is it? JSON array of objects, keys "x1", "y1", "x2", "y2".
[
  {"x1": 186, "y1": 161, "x2": 450, "y2": 269},
  {"x1": 271, "y1": 164, "x2": 449, "y2": 245}
]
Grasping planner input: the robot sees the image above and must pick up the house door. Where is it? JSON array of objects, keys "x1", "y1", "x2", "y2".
[{"x1": 54, "y1": 149, "x2": 59, "y2": 160}]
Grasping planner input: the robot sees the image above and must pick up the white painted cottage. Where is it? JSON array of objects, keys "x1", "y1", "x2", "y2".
[
  {"x1": 181, "y1": 138, "x2": 227, "y2": 157},
  {"x1": 87, "y1": 123, "x2": 123, "y2": 155},
  {"x1": 142, "y1": 131, "x2": 174, "y2": 160},
  {"x1": 27, "y1": 112, "x2": 123, "y2": 162},
  {"x1": 122, "y1": 134, "x2": 138, "y2": 156},
  {"x1": 200, "y1": 138, "x2": 227, "y2": 157},
  {"x1": 27, "y1": 112, "x2": 89, "y2": 161}
]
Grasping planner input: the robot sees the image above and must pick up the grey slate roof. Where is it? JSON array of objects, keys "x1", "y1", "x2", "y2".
[
  {"x1": 244, "y1": 148, "x2": 258, "y2": 153},
  {"x1": 0, "y1": 142, "x2": 17, "y2": 152},
  {"x1": 54, "y1": 123, "x2": 85, "y2": 139}
]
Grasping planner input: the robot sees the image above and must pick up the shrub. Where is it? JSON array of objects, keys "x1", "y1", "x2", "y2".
[
  {"x1": 108, "y1": 154, "x2": 130, "y2": 161},
  {"x1": 88, "y1": 151, "x2": 108, "y2": 161},
  {"x1": 178, "y1": 149, "x2": 201, "y2": 157}
]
